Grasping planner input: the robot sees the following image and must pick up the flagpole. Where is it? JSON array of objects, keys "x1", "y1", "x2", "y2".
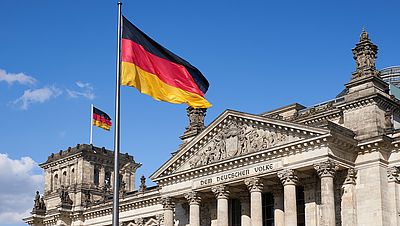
[
  {"x1": 90, "y1": 104, "x2": 93, "y2": 144},
  {"x1": 112, "y1": 2, "x2": 122, "y2": 226}
]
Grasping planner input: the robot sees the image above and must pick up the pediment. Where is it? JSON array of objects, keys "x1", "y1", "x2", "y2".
[{"x1": 151, "y1": 110, "x2": 329, "y2": 181}]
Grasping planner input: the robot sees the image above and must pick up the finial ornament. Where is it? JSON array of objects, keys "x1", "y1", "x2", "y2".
[
  {"x1": 352, "y1": 28, "x2": 378, "y2": 79},
  {"x1": 180, "y1": 107, "x2": 207, "y2": 141}
]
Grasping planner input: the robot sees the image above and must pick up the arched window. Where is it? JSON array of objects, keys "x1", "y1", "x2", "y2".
[
  {"x1": 62, "y1": 171, "x2": 67, "y2": 185},
  {"x1": 70, "y1": 168, "x2": 75, "y2": 184},
  {"x1": 54, "y1": 174, "x2": 59, "y2": 189}
]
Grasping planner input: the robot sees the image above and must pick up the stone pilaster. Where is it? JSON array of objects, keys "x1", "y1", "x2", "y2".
[
  {"x1": 185, "y1": 191, "x2": 201, "y2": 226},
  {"x1": 303, "y1": 179, "x2": 318, "y2": 226},
  {"x1": 341, "y1": 168, "x2": 357, "y2": 226},
  {"x1": 161, "y1": 197, "x2": 175, "y2": 226},
  {"x1": 99, "y1": 166, "x2": 105, "y2": 188},
  {"x1": 271, "y1": 186, "x2": 285, "y2": 226},
  {"x1": 314, "y1": 160, "x2": 338, "y2": 226},
  {"x1": 387, "y1": 167, "x2": 400, "y2": 226},
  {"x1": 277, "y1": 169, "x2": 298, "y2": 226},
  {"x1": 244, "y1": 177, "x2": 264, "y2": 226},
  {"x1": 239, "y1": 194, "x2": 251, "y2": 226},
  {"x1": 211, "y1": 185, "x2": 229, "y2": 226}
]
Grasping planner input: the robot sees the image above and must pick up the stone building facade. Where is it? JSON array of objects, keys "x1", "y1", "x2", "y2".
[{"x1": 25, "y1": 30, "x2": 400, "y2": 226}]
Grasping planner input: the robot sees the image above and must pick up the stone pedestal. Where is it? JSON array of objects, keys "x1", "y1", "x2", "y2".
[
  {"x1": 211, "y1": 185, "x2": 229, "y2": 226},
  {"x1": 244, "y1": 177, "x2": 263, "y2": 226},
  {"x1": 161, "y1": 197, "x2": 175, "y2": 226},
  {"x1": 240, "y1": 195, "x2": 251, "y2": 226},
  {"x1": 314, "y1": 160, "x2": 338, "y2": 226},
  {"x1": 278, "y1": 169, "x2": 298, "y2": 226},
  {"x1": 272, "y1": 186, "x2": 285, "y2": 226},
  {"x1": 185, "y1": 191, "x2": 201, "y2": 226}
]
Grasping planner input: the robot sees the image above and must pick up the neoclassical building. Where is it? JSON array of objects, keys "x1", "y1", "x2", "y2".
[{"x1": 25, "y1": 30, "x2": 400, "y2": 226}]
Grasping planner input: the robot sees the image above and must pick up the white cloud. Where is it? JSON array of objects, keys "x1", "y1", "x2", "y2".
[
  {"x1": 67, "y1": 81, "x2": 95, "y2": 100},
  {"x1": 0, "y1": 153, "x2": 43, "y2": 225},
  {"x1": 12, "y1": 86, "x2": 62, "y2": 110},
  {"x1": 0, "y1": 69, "x2": 36, "y2": 85}
]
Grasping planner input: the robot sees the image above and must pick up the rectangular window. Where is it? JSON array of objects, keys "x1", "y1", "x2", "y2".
[
  {"x1": 230, "y1": 199, "x2": 241, "y2": 226},
  {"x1": 262, "y1": 192, "x2": 274, "y2": 226},
  {"x1": 296, "y1": 186, "x2": 305, "y2": 226}
]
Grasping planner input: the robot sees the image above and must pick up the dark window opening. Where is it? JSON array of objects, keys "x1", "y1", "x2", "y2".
[
  {"x1": 262, "y1": 192, "x2": 274, "y2": 226},
  {"x1": 105, "y1": 172, "x2": 111, "y2": 187},
  {"x1": 230, "y1": 199, "x2": 241, "y2": 226},
  {"x1": 94, "y1": 168, "x2": 100, "y2": 185},
  {"x1": 296, "y1": 186, "x2": 305, "y2": 226}
]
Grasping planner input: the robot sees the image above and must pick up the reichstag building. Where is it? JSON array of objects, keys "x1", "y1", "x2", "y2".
[{"x1": 25, "y1": 30, "x2": 400, "y2": 226}]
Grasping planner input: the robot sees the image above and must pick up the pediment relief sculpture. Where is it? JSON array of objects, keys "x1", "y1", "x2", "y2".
[{"x1": 189, "y1": 120, "x2": 301, "y2": 168}]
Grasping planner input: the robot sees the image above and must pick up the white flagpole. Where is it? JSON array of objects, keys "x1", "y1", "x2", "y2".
[
  {"x1": 112, "y1": 2, "x2": 122, "y2": 226},
  {"x1": 90, "y1": 104, "x2": 93, "y2": 144}
]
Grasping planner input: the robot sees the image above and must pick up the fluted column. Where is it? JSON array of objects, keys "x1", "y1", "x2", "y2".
[
  {"x1": 388, "y1": 167, "x2": 400, "y2": 226},
  {"x1": 314, "y1": 160, "x2": 338, "y2": 226},
  {"x1": 211, "y1": 185, "x2": 229, "y2": 226},
  {"x1": 239, "y1": 194, "x2": 251, "y2": 226},
  {"x1": 272, "y1": 186, "x2": 285, "y2": 226},
  {"x1": 185, "y1": 191, "x2": 201, "y2": 226},
  {"x1": 244, "y1": 177, "x2": 264, "y2": 226},
  {"x1": 341, "y1": 168, "x2": 357, "y2": 226},
  {"x1": 278, "y1": 169, "x2": 298, "y2": 226},
  {"x1": 161, "y1": 197, "x2": 175, "y2": 226}
]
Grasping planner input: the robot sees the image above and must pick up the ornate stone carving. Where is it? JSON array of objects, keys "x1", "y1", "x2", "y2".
[
  {"x1": 32, "y1": 191, "x2": 46, "y2": 214},
  {"x1": 134, "y1": 217, "x2": 144, "y2": 226},
  {"x1": 244, "y1": 177, "x2": 264, "y2": 192},
  {"x1": 277, "y1": 169, "x2": 298, "y2": 185},
  {"x1": 190, "y1": 120, "x2": 290, "y2": 168},
  {"x1": 161, "y1": 197, "x2": 175, "y2": 210},
  {"x1": 344, "y1": 168, "x2": 357, "y2": 185},
  {"x1": 139, "y1": 175, "x2": 147, "y2": 192},
  {"x1": 387, "y1": 167, "x2": 400, "y2": 183},
  {"x1": 211, "y1": 185, "x2": 230, "y2": 199},
  {"x1": 314, "y1": 160, "x2": 338, "y2": 178},
  {"x1": 156, "y1": 214, "x2": 164, "y2": 225},
  {"x1": 184, "y1": 191, "x2": 201, "y2": 205},
  {"x1": 352, "y1": 29, "x2": 379, "y2": 79},
  {"x1": 181, "y1": 107, "x2": 207, "y2": 141}
]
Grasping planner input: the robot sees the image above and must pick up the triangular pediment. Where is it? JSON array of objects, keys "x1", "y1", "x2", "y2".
[{"x1": 151, "y1": 110, "x2": 329, "y2": 181}]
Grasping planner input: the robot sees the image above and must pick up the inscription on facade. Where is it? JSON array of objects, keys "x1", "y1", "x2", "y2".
[{"x1": 192, "y1": 161, "x2": 282, "y2": 189}]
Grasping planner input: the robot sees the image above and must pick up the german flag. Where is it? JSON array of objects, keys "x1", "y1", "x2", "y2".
[
  {"x1": 92, "y1": 106, "x2": 112, "y2": 131},
  {"x1": 121, "y1": 16, "x2": 211, "y2": 108}
]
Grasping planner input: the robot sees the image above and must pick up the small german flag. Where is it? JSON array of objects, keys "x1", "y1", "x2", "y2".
[
  {"x1": 121, "y1": 16, "x2": 211, "y2": 108},
  {"x1": 92, "y1": 106, "x2": 112, "y2": 131}
]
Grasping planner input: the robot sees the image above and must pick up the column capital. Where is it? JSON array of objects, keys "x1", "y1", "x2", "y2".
[
  {"x1": 244, "y1": 177, "x2": 264, "y2": 192},
  {"x1": 344, "y1": 168, "x2": 357, "y2": 185},
  {"x1": 211, "y1": 185, "x2": 230, "y2": 199},
  {"x1": 313, "y1": 159, "x2": 338, "y2": 178},
  {"x1": 161, "y1": 196, "x2": 175, "y2": 210},
  {"x1": 184, "y1": 191, "x2": 201, "y2": 205},
  {"x1": 277, "y1": 169, "x2": 298, "y2": 186},
  {"x1": 387, "y1": 166, "x2": 400, "y2": 183}
]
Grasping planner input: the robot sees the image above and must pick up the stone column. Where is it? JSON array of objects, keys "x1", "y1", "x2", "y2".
[
  {"x1": 99, "y1": 166, "x2": 105, "y2": 187},
  {"x1": 244, "y1": 177, "x2": 264, "y2": 226},
  {"x1": 272, "y1": 186, "x2": 285, "y2": 226},
  {"x1": 161, "y1": 197, "x2": 175, "y2": 226},
  {"x1": 314, "y1": 160, "x2": 338, "y2": 226},
  {"x1": 239, "y1": 194, "x2": 251, "y2": 226},
  {"x1": 341, "y1": 168, "x2": 357, "y2": 226},
  {"x1": 185, "y1": 191, "x2": 201, "y2": 226},
  {"x1": 388, "y1": 167, "x2": 400, "y2": 226},
  {"x1": 278, "y1": 169, "x2": 298, "y2": 226},
  {"x1": 211, "y1": 185, "x2": 229, "y2": 226}
]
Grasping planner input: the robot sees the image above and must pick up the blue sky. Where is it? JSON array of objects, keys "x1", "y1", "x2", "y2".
[{"x1": 0, "y1": 1, "x2": 399, "y2": 225}]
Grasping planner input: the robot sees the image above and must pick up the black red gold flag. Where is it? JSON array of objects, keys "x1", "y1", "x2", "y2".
[
  {"x1": 92, "y1": 106, "x2": 112, "y2": 131},
  {"x1": 120, "y1": 16, "x2": 211, "y2": 108}
]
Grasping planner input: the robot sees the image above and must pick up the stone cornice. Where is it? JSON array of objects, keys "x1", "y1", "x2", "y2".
[
  {"x1": 155, "y1": 135, "x2": 330, "y2": 186},
  {"x1": 151, "y1": 110, "x2": 329, "y2": 181},
  {"x1": 357, "y1": 135, "x2": 393, "y2": 155},
  {"x1": 338, "y1": 93, "x2": 400, "y2": 115}
]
